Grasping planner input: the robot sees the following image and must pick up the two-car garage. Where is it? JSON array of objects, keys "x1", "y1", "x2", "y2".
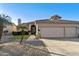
[
  {"x1": 39, "y1": 27, "x2": 77, "y2": 38},
  {"x1": 28, "y1": 15, "x2": 79, "y2": 38}
]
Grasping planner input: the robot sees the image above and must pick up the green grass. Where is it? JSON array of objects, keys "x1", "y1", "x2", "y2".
[
  {"x1": 11, "y1": 35, "x2": 30, "y2": 42},
  {"x1": 14, "y1": 35, "x2": 30, "y2": 39}
]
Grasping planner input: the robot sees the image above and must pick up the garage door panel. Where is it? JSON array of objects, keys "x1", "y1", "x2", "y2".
[
  {"x1": 40, "y1": 27, "x2": 64, "y2": 38},
  {"x1": 65, "y1": 27, "x2": 76, "y2": 37}
]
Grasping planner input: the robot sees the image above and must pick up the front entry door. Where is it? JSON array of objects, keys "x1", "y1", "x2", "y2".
[{"x1": 31, "y1": 25, "x2": 36, "y2": 35}]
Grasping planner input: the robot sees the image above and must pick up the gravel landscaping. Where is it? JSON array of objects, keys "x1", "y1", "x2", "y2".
[
  {"x1": 0, "y1": 42, "x2": 50, "y2": 56},
  {"x1": 0, "y1": 35, "x2": 51, "y2": 56}
]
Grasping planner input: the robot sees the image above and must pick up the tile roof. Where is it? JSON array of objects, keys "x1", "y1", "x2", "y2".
[
  {"x1": 22, "y1": 19, "x2": 79, "y2": 24},
  {"x1": 35, "y1": 19, "x2": 79, "y2": 24}
]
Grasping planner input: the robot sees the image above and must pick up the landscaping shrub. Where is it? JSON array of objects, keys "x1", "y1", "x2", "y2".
[{"x1": 12, "y1": 31, "x2": 29, "y2": 35}]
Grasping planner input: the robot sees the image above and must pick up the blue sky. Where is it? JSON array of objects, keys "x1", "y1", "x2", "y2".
[{"x1": 0, "y1": 3, "x2": 79, "y2": 25}]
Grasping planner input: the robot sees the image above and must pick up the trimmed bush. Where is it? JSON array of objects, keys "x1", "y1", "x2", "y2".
[{"x1": 12, "y1": 31, "x2": 29, "y2": 35}]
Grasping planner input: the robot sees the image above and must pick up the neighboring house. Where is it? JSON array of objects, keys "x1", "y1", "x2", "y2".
[
  {"x1": 3, "y1": 23, "x2": 17, "y2": 34},
  {"x1": 22, "y1": 15, "x2": 79, "y2": 38},
  {"x1": 11, "y1": 23, "x2": 17, "y2": 32}
]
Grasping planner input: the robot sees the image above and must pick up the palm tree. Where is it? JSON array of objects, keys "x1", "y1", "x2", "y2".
[
  {"x1": 0, "y1": 14, "x2": 11, "y2": 41},
  {"x1": 17, "y1": 25, "x2": 28, "y2": 44}
]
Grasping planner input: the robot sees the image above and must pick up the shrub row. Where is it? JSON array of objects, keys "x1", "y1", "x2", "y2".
[{"x1": 12, "y1": 31, "x2": 29, "y2": 35}]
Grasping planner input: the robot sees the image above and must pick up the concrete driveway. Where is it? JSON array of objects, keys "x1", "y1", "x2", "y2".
[{"x1": 40, "y1": 38, "x2": 79, "y2": 56}]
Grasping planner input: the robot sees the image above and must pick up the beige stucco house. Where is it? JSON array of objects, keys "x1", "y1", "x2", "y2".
[
  {"x1": 23, "y1": 15, "x2": 79, "y2": 38},
  {"x1": 3, "y1": 23, "x2": 17, "y2": 33}
]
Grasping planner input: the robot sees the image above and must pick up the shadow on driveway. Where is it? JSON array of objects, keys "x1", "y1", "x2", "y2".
[{"x1": 24, "y1": 40, "x2": 46, "y2": 46}]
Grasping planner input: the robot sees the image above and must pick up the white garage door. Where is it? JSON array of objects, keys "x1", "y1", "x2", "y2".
[
  {"x1": 39, "y1": 27, "x2": 77, "y2": 38},
  {"x1": 65, "y1": 27, "x2": 76, "y2": 37},
  {"x1": 40, "y1": 27, "x2": 64, "y2": 38}
]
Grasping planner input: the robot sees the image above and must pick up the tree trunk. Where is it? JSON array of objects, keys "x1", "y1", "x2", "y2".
[
  {"x1": 20, "y1": 35, "x2": 24, "y2": 44},
  {"x1": 20, "y1": 30, "x2": 24, "y2": 44},
  {"x1": 0, "y1": 25, "x2": 3, "y2": 41}
]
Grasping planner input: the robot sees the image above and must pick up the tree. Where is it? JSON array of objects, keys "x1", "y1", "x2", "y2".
[
  {"x1": 17, "y1": 25, "x2": 28, "y2": 44},
  {"x1": 0, "y1": 14, "x2": 11, "y2": 41}
]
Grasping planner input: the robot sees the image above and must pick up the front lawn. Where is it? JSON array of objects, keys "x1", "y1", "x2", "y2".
[
  {"x1": 13, "y1": 35, "x2": 30, "y2": 39},
  {"x1": 11, "y1": 35, "x2": 30, "y2": 42}
]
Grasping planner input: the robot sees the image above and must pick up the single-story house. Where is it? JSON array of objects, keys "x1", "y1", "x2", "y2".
[{"x1": 22, "y1": 15, "x2": 79, "y2": 38}]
